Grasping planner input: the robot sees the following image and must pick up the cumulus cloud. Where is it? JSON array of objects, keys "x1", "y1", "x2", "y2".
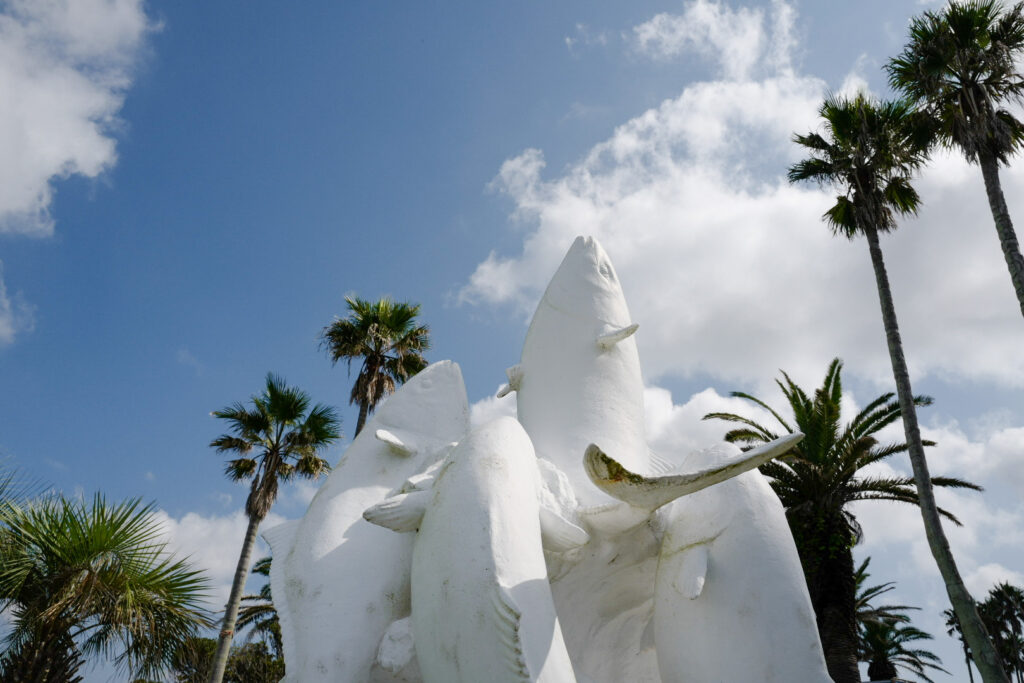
[
  {"x1": 155, "y1": 509, "x2": 287, "y2": 608},
  {"x1": 0, "y1": 0, "x2": 153, "y2": 236},
  {"x1": 630, "y1": 0, "x2": 795, "y2": 80},
  {"x1": 461, "y1": 0, "x2": 1024, "y2": 391}
]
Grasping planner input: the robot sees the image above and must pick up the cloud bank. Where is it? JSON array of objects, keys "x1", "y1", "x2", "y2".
[{"x1": 461, "y1": 0, "x2": 1024, "y2": 391}]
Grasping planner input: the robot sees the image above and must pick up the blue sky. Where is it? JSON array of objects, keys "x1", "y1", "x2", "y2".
[{"x1": 2, "y1": 0, "x2": 1023, "y2": 680}]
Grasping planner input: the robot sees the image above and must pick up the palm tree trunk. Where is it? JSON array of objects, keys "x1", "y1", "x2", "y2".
[
  {"x1": 355, "y1": 401, "x2": 369, "y2": 436},
  {"x1": 208, "y1": 513, "x2": 263, "y2": 683},
  {"x1": 864, "y1": 224, "x2": 1010, "y2": 683},
  {"x1": 979, "y1": 151, "x2": 1024, "y2": 320}
]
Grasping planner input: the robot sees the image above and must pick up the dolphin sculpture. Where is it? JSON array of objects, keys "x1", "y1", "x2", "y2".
[
  {"x1": 364, "y1": 417, "x2": 586, "y2": 683},
  {"x1": 586, "y1": 440, "x2": 833, "y2": 683},
  {"x1": 263, "y1": 360, "x2": 470, "y2": 682}
]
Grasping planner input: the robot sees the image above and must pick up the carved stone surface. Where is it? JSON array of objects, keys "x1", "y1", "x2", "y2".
[{"x1": 266, "y1": 237, "x2": 833, "y2": 683}]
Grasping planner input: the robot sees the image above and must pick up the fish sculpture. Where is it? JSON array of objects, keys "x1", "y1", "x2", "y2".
[
  {"x1": 364, "y1": 417, "x2": 587, "y2": 683},
  {"x1": 586, "y1": 441, "x2": 833, "y2": 683},
  {"x1": 263, "y1": 360, "x2": 469, "y2": 682}
]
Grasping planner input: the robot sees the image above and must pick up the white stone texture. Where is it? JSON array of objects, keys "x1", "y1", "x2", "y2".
[
  {"x1": 515, "y1": 235, "x2": 649, "y2": 511},
  {"x1": 406, "y1": 417, "x2": 578, "y2": 683},
  {"x1": 263, "y1": 360, "x2": 469, "y2": 683},
  {"x1": 652, "y1": 443, "x2": 832, "y2": 682}
]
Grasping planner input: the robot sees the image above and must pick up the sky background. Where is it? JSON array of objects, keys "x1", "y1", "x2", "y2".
[{"x1": 1, "y1": 0, "x2": 1023, "y2": 680}]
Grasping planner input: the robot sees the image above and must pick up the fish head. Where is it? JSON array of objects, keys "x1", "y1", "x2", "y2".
[{"x1": 540, "y1": 236, "x2": 632, "y2": 328}]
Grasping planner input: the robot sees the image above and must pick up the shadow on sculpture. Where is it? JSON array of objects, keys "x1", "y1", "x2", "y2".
[{"x1": 266, "y1": 236, "x2": 835, "y2": 683}]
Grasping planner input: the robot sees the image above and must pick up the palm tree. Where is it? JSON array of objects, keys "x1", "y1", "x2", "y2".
[
  {"x1": 789, "y1": 93, "x2": 1009, "y2": 683},
  {"x1": 980, "y1": 583, "x2": 1024, "y2": 681},
  {"x1": 856, "y1": 557, "x2": 918, "y2": 629},
  {"x1": 236, "y1": 557, "x2": 282, "y2": 660},
  {"x1": 861, "y1": 619, "x2": 948, "y2": 682},
  {"x1": 0, "y1": 495, "x2": 210, "y2": 682},
  {"x1": 946, "y1": 607, "x2": 978, "y2": 683},
  {"x1": 207, "y1": 374, "x2": 340, "y2": 683},
  {"x1": 888, "y1": 1, "x2": 1024, "y2": 319},
  {"x1": 704, "y1": 358, "x2": 978, "y2": 683},
  {"x1": 320, "y1": 296, "x2": 430, "y2": 435}
]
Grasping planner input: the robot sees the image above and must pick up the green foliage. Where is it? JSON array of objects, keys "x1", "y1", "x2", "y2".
[
  {"x1": 789, "y1": 94, "x2": 931, "y2": 240},
  {"x1": 704, "y1": 359, "x2": 978, "y2": 681},
  {"x1": 888, "y1": 0, "x2": 1024, "y2": 163},
  {"x1": 861, "y1": 619, "x2": 948, "y2": 682},
  {"x1": 170, "y1": 636, "x2": 284, "y2": 683},
  {"x1": 211, "y1": 373, "x2": 341, "y2": 521},
  {"x1": 320, "y1": 296, "x2": 430, "y2": 434},
  {"x1": 0, "y1": 495, "x2": 211, "y2": 682},
  {"x1": 237, "y1": 556, "x2": 282, "y2": 659},
  {"x1": 979, "y1": 583, "x2": 1024, "y2": 677}
]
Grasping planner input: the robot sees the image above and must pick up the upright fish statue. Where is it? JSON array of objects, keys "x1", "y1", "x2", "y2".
[
  {"x1": 364, "y1": 417, "x2": 587, "y2": 683},
  {"x1": 264, "y1": 360, "x2": 469, "y2": 682},
  {"x1": 505, "y1": 235, "x2": 651, "y2": 516}
]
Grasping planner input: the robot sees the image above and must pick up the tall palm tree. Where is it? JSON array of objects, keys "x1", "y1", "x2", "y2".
[
  {"x1": 704, "y1": 358, "x2": 978, "y2": 683},
  {"x1": 236, "y1": 557, "x2": 282, "y2": 660},
  {"x1": 889, "y1": 0, "x2": 1024, "y2": 319},
  {"x1": 861, "y1": 619, "x2": 948, "y2": 682},
  {"x1": 0, "y1": 495, "x2": 210, "y2": 682},
  {"x1": 789, "y1": 93, "x2": 1009, "y2": 683},
  {"x1": 207, "y1": 374, "x2": 340, "y2": 683},
  {"x1": 320, "y1": 296, "x2": 430, "y2": 435}
]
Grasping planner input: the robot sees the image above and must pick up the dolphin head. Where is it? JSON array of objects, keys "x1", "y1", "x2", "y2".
[{"x1": 540, "y1": 236, "x2": 632, "y2": 327}]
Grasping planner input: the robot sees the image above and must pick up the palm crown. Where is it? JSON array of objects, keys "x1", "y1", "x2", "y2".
[
  {"x1": 211, "y1": 373, "x2": 340, "y2": 520},
  {"x1": 888, "y1": 0, "x2": 1024, "y2": 163},
  {"x1": 789, "y1": 93, "x2": 931, "y2": 239},
  {"x1": 320, "y1": 296, "x2": 430, "y2": 435},
  {"x1": 0, "y1": 495, "x2": 210, "y2": 681},
  {"x1": 703, "y1": 358, "x2": 978, "y2": 682}
]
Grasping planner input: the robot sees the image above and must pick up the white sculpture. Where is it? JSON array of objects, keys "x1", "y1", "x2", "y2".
[
  {"x1": 365, "y1": 417, "x2": 585, "y2": 683},
  {"x1": 266, "y1": 237, "x2": 833, "y2": 683},
  {"x1": 264, "y1": 361, "x2": 469, "y2": 682},
  {"x1": 586, "y1": 442, "x2": 833, "y2": 682}
]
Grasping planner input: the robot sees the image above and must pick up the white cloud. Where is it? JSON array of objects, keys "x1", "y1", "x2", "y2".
[
  {"x1": 0, "y1": 264, "x2": 35, "y2": 346},
  {"x1": 0, "y1": 0, "x2": 153, "y2": 235},
  {"x1": 155, "y1": 509, "x2": 287, "y2": 609},
  {"x1": 462, "y1": 0, "x2": 1024, "y2": 392},
  {"x1": 565, "y1": 23, "x2": 610, "y2": 55},
  {"x1": 629, "y1": 0, "x2": 794, "y2": 80}
]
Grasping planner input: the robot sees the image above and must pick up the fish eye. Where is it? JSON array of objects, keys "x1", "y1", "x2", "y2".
[{"x1": 598, "y1": 261, "x2": 615, "y2": 280}]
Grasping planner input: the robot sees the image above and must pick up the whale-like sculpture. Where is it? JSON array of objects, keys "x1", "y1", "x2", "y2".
[
  {"x1": 508, "y1": 235, "x2": 650, "y2": 512},
  {"x1": 364, "y1": 417, "x2": 584, "y2": 683},
  {"x1": 588, "y1": 442, "x2": 833, "y2": 683},
  {"x1": 264, "y1": 361, "x2": 469, "y2": 682}
]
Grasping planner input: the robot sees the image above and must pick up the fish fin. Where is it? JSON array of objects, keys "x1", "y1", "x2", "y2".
[
  {"x1": 260, "y1": 519, "x2": 299, "y2": 557},
  {"x1": 539, "y1": 505, "x2": 590, "y2": 552},
  {"x1": 363, "y1": 491, "x2": 430, "y2": 532},
  {"x1": 596, "y1": 323, "x2": 639, "y2": 350},
  {"x1": 584, "y1": 433, "x2": 803, "y2": 510},
  {"x1": 376, "y1": 616, "x2": 415, "y2": 673},
  {"x1": 496, "y1": 364, "x2": 523, "y2": 398},
  {"x1": 375, "y1": 428, "x2": 416, "y2": 456},
  {"x1": 493, "y1": 585, "x2": 532, "y2": 682},
  {"x1": 674, "y1": 544, "x2": 710, "y2": 599}
]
